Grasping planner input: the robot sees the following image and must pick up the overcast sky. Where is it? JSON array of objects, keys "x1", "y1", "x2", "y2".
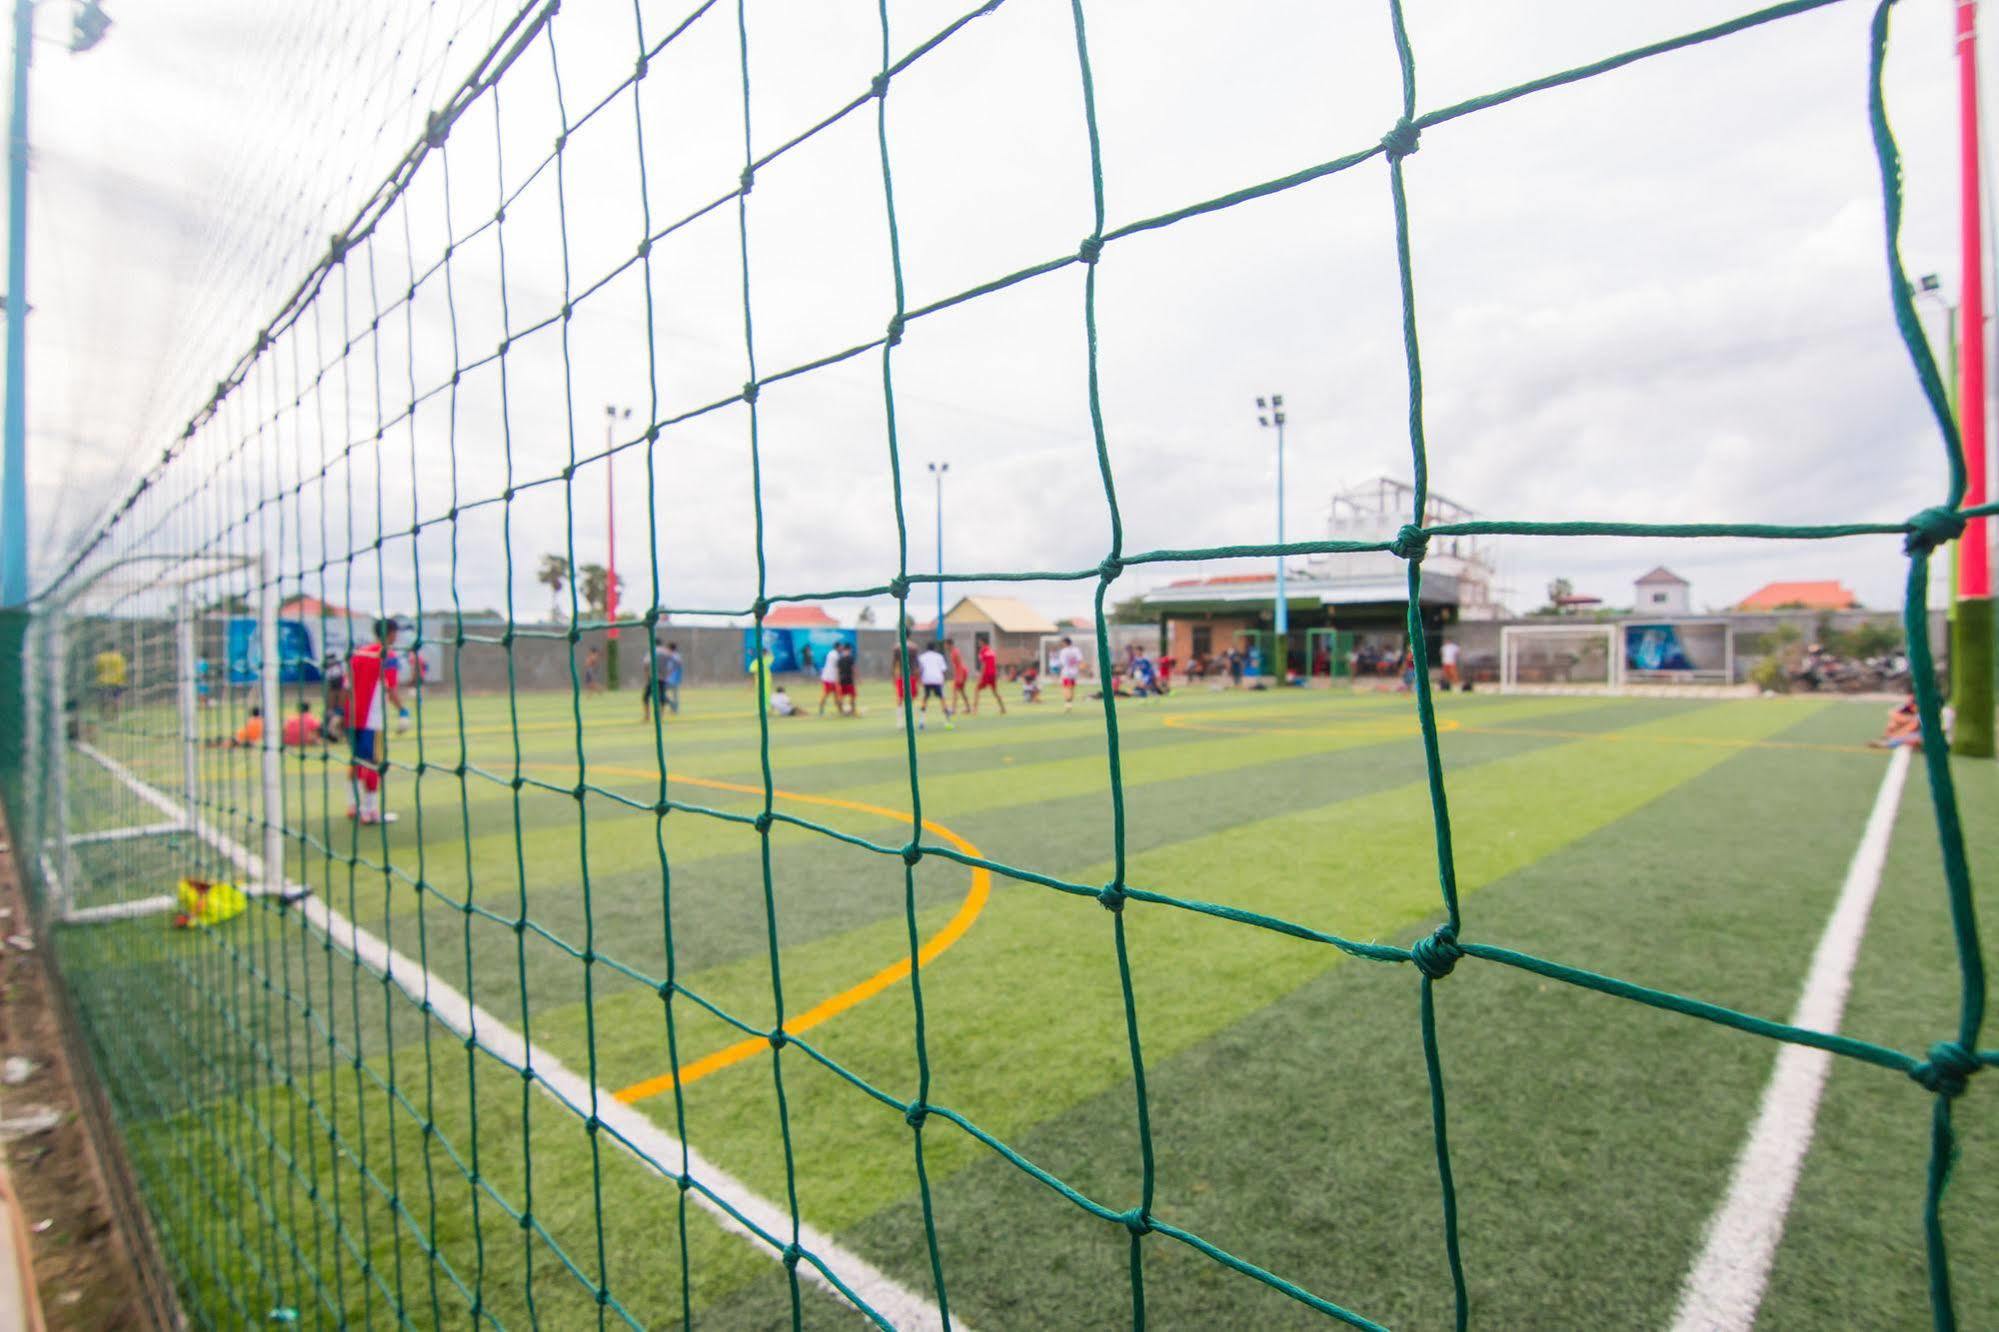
[{"x1": 10, "y1": 0, "x2": 1985, "y2": 624}]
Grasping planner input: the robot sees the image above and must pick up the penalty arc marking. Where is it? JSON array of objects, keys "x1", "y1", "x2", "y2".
[{"x1": 581, "y1": 766, "x2": 993, "y2": 1104}]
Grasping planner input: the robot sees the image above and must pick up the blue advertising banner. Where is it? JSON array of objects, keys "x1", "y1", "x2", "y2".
[
  {"x1": 744, "y1": 627, "x2": 856, "y2": 674},
  {"x1": 1625, "y1": 623, "x2": 1696, "y2": 672},
  {"x1": 226, "y1": 618, "x2": 324, "y2": 684}
]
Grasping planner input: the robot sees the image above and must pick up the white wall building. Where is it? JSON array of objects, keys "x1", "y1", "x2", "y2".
[{"x1": 1633, "y1": 566, "x2": 1690, "y2": 615}]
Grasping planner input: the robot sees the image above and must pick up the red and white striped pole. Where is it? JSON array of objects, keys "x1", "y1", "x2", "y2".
[{"x1": 1953, "y1": 0, "x2": 1994, "y2": 755}]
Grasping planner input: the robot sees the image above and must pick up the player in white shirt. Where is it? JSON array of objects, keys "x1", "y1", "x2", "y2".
[
  {"x1": 915, "y1": 641, "x2": 952, "y2": 731},
  {"x1": 818, "y1": 642, "x2": 843, "y2": 715},
  {"x1": 1056, "y1": 636, "x2": 1084, "y2": 712},
  {"x1": 1440, "y1": 638, "x2": 1461, "y2": 691}
]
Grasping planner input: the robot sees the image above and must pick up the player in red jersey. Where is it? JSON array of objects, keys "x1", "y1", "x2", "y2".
[
  {"x1": 347, "y1": 619, "x2": 406, "y2": 825},
  {"x1": 971, "y1": 639, "x2": 1005, "y2": 715}
]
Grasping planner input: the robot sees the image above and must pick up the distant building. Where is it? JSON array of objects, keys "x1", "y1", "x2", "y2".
[
  {"x1": 1633, "y1": 567, "x2": 1690, "y2": 614},
  {"x1": 1138, "y1": 477, "x2": 1502, "y2": 667},
  {"x1": 935, "y1": 595, "x2": 1059, "y2": 668},
  {"x1": 761, "y1": 604, "x2": 840, "y2": 629},
  {"x1": 1736, "y1": 580, "x2": 1859, "y2": 612}
]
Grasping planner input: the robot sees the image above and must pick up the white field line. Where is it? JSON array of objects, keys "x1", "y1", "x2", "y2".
[
  {"x1": 1670, "y1": 744, "x2": 1910, "y2": 1332},
  {"x1": 73, "y1": 742, "x2": 948, "y2": 1330},
  {"x1": 67, "y1": 820, "x2": 187, "y2": 847},
  {"x1": 66, "y1": 895, "x2": 178, "y2": 924}
]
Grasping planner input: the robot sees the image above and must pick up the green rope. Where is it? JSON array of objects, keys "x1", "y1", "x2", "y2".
[{"x1": 19, "y1": 0, "x2": 1993, "y2": 1327}]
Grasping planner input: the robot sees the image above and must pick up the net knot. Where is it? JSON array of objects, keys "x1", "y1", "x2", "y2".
[
  {"x1": 1381, "y1": 118, "x2": 1421, "y2": 162},
  {"x1": 741, "y1": 381, "x2": 759, "y2": 405},
  {"x1": 1410, "y1": 924, "x2": 1463, "y2": 980},
  {"x1": 870, "y1": 72, "x2": 890, "y2": 99},
  {"x1": 1389, "y1": 524, "x2": 1429, "y2": 561},
  {"x1": 1910, "y1": 1041, "x2": 1979, "y2": 1097},
  {"x1": 887, "y1": 575, "x2": 910, "y2": 600},
  {"x1": 767, "y1": 1028, "x2": 789, "y2": 1049},
  {"x1": 900, "y1": 841, "x2": 924, "y2": 866},
  {"x1": 1098, "y1": 883, "x2": 1126, "y2": 911},
  {"x1": 1077, "y1": 235, "x2": 1104, "y2": 265},
  {"x1": 885, "y1": 314, "x2": 905, "y2": 347},
  {"x1": 1121, "y1": 1207, "x2": 1152, "y2": 1236},
  {"x1": 1904, "y1": 506, "x2": 1965, "y2": 555},
  {"x1": 1098, "y1": 554, "x2": 1124, "y2": 581},
  {"x1": 904, "y1": 1101, "x2": 928, "y2": 1128},
  {"x1": 753, "y1": 811, "x2": 774, "y2": 834},
  {"x1": 751, "y1": 597, "x2": 770, "y2": 620},
  {"x1": 781, "y1": 1243, "x2": 802, "y2": 1269},
  {"x1": 739, "y1": 166, "x2": 756, "y2": 194}
]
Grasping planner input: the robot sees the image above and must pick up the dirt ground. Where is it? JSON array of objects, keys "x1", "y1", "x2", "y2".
[{"x1": 0, "y1": 817, "x2": 155, "y2": 1330}]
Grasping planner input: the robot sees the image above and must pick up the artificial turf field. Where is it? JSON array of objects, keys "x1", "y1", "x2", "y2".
[{"x1": 53, "y1": 683, "x2": 1998, "y2": 1328}]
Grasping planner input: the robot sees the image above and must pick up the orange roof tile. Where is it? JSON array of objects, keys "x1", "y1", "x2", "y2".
[
  {"x1": 763, "y1": 604, "x2": 839, "y2": 628},
  {"x1": 1735, "y1": 580, "x2": 1859, "y2": 611}
]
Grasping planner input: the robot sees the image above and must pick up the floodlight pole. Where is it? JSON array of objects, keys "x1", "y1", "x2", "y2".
[
  {"x1": 1, "y1": 0, "x2": 31, "y2": 605},
  {"x1": 1951, "y1": 0, "x2": 1993, "y2": 757},
  {"x1": 605, "y1": 405, "x2": 631, "y2": 690},
  {"x1": 928, "y1": 461, "x2": 948, "y2": 636},
  {"x1": 1256, "y1": 395, "x2": 1288, "y2": 683}
]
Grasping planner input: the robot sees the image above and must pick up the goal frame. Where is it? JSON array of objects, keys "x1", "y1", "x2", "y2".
[{"x1": 1499, "y1": 623, "x2": 1623, "y2": 693}]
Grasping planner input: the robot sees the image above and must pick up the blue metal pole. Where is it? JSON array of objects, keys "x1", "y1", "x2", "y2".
[
  {"x1": 1, "y1": 0, "x2": 29, "y2": 605},
  {"x1": 1274, "y1": 417, "x2": 1287, "y2": 677}
]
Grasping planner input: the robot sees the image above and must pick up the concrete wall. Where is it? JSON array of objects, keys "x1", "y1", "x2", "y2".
[{"x1": 1440, "y1": 608, "x2": 1944, "y2": 685}]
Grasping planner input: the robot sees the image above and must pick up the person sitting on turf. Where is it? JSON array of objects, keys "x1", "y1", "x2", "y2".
[
  {"x1": 210, "y1": 706, "x2": 265, "y2": 748},
  {"x1": 771, "y1": 684, "x2": 803, "y2": 717},
  {"x1": 1872, "y1": 696, "x2": 1953, "y2": 749},
  {"x1": 1021, "y1": 664, "x2": 1041, "y2": 703},
  {"x1": 283, "y1": 700, "x2": 322, "y2": 746}
]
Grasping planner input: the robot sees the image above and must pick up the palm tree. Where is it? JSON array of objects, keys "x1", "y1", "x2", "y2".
[
  {"x1": 577, "y1": 563, "x2": 623, "y2": 619},
  {"x1": 538, "y1": 554, "x2": 573, "y2": 623}
]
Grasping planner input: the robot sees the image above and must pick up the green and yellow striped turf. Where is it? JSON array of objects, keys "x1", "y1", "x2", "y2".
[{"x1": 55, "y1": 686, "x2": 1993, "y2": 1327}]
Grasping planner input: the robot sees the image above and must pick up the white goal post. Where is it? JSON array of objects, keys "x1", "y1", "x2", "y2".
[{"x1": 1500, "y1": 623, "x2": 1622, "y2": 693}]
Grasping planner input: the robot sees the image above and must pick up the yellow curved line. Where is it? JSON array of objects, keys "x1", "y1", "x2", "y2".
[{"x1": 602, "y1": 769, "x2": 990, "y2": 1104}]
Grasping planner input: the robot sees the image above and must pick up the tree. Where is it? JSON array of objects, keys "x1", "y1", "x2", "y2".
[
  {"x1": 1106, "y1": 594, "x2": 1156, "y2": 625},
  {"x1": 577, "y1": 563, "x2": 624, "y2": 619},
  {"x1": 1540, "y1": 577, "x2": 1574, "y2": 614},
  {"x1": 538, "y1": 554, "x2": 572, "y2": 623}
]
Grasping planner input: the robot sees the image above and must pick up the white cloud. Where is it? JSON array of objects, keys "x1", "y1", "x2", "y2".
[{"x1": 14, "y1": 0, "x2": 1980, "y2": 626}]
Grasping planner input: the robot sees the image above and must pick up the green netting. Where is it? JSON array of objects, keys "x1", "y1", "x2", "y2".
[{"x1": 6, "y1": 0, "x2": 1995, "y2": 1328}]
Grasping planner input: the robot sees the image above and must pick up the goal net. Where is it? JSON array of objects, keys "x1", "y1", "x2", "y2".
[{"x1": 1499, "y1": 624, "x2": 1621, "y2": 691}]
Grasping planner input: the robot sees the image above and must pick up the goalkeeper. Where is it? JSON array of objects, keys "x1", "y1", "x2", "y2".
[{"x1": 346, "y1": 617, "x2": 407, "y2": 825}]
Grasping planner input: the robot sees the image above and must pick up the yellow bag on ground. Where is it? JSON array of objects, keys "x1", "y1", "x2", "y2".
[{"x1": 175, "y1": 878, "x2": 246, "y2": 927}]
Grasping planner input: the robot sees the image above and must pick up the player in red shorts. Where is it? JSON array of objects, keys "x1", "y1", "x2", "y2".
[
  {"x1": 971, "y1": 639, "x2": 1005, "y2": 714},
  {"x1": 835, "y1": 641, "x2": 858, "y2": 715},
  {"x1": 818, "y1": 640, "x2": 843, "y2": 715},
  {"x1": 347, "y1": 618, "x2": 406, "y2": 825},
  {"x1": 948, "y1": 641, "x2": 973, "y2": 716}
]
